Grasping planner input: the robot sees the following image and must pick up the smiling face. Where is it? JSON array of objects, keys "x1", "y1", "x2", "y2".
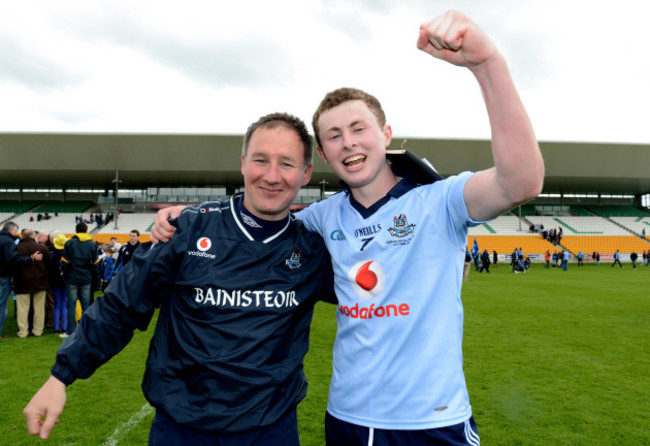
[
  {"x1": 241, "y1": 126, "x2": 313, "y2": 221},
  {"x1": 316, "y1": 100, "x2": 394, "y2": 197}
]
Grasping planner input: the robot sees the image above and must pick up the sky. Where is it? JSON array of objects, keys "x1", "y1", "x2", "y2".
[{"x1": 0, "y1": 0, "x2": 648, "y2": 144}]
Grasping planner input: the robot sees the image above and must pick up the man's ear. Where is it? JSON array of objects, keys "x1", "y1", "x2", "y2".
[
  {"x1": 302, "y1": 164, "x2": 313, "y2": 186},
  {"x1": 317, "y1": 146, "x2": 328, "y2": 164},
  {"x1": 383, "y1": 125, "x2": 393, "y2": 147},
  {"x1": 240, "y1": 154, "x2": 246, "y2": 176}
]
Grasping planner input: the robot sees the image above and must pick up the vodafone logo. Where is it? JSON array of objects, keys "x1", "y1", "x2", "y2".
[
  {"x1": 196, "y1": 237, "x2": 212, "y2": 252},
  {"x1": 341, "y1": 259, "x2": 410, "y2": 319},
  {"x1": 347, "y1": 260, "x2": 385, "y2": 300}
]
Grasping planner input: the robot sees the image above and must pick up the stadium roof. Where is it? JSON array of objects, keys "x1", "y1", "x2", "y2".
[{"x1": 1, "y1": 132, "x2": 649, "y2": 196}]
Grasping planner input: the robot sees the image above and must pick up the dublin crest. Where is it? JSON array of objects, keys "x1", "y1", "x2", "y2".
[
  {"x1": 285, "y1": 249, "x2": 302, "y2": 270},
  {"x1": 388, "y1": 214, "x2": 415, "y2": 238}
]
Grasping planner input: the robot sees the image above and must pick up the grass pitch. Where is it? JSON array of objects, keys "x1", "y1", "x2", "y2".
[{"x1": 1, "y1": 263, "x2": 648, "y2": 445}]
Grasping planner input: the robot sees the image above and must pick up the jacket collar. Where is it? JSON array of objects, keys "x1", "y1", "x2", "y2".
[{"x1": 73, "y1": 233, "x2": 93, "y2": 242}]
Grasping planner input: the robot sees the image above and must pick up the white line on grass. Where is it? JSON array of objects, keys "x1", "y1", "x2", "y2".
[{"x1": 102, "y1": 403, "x2": 154, "y2": 446}]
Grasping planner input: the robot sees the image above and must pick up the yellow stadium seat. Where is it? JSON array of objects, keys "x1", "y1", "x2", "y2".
[{"x1": 466, "y1": 235, "x2": 650, "y2": 258}]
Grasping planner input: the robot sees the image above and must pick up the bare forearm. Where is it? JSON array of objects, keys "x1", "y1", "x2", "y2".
[{"x1": 471, "y1": 54, "x2": 544, "y2": 204}]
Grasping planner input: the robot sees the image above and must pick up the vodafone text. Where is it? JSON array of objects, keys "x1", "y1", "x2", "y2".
[
  {"x1": 188, "y1": 250, "x2": 216, "y2": 259},
  {"x1": 338, "y1": 302, "x2": 410, "y2": 319},
  {"x1": 194, "y1": 288, "x2": 299, "y2": 308}
]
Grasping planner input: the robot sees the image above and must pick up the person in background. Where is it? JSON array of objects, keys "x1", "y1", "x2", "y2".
[
  {"x1": 544, "y1": 250, "x2": 551, "y2": 268},
  {"x1": 50, "y1": 234, "x2": 68, "y2": 334},
  {"x1": 112, "y1": 230, "x2": 141, "y2": 277},
  {"x1": 37, "y1": 230, "x2": 55, "y2": 329},
  {"x1": 108, "y1": 237, "x2": 121, "y2": 253},
  {"x1": 0, "y1": 222, "x2": 43, "y2": 338},
  {"x1": 479, "y1": 248, "x2": 491, "y2": 273},
  {"x1": 14, "y1": 229, "x2": 52, "y2": 337},
  {"x1": 60, "y1": 222, "x2": 99, "y2": 339},
  {"x1": 463, "y1": 249, "x2": 471, "y2": 282},
  {"x1": 99, "y1": 246, "x2": 116, "y2": 293},
  {"x1": 471, "y1": 243, "x2": 480, "y2": 272},
  {"x1": 561, "y1": 250, "x2": 569, "y2": 271}
]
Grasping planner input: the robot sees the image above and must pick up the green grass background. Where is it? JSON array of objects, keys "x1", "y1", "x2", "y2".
[{"x1": 1, "y1": 263, "x2": 648, "y2": 445}]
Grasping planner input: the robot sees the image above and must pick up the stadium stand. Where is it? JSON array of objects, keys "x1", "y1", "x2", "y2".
[
  {"x1": 568, "y1": 206, "x2": 594, "y2": 217},
  {"x1": 465, "y1": 210, "x2": 650, "y2": 260},
  {"x1": 518, "y1": 204, "x2": 591, "y2": 217},
  {"x1": 0, "y1": 201, "x2": 42, "y2": 214},
  {"x1": 468, "y1": 215, "x2": 525, "y2": 235},
  {"x1": 10, "y1": 213, "x2": 82, "y2": 235},
  {"x1": 0, "y1": 213, "x2": 15, "y2": 224},
  {"x1": 586, "y1": 205, "x2": 649, "y2": 218},
  {"x1": 2, "y1": 205, "x2": 154, "y2": 244},
  {"x1": 517, "y1": 204, "x2": 536, "y2": 217},
  {"x1": 526, "y1": 216, "x2": 630, "y2": 235},
  {"x1": 3, "y1": 200, "x2": 650, "y2": 261},
  {"x1": 466, "y1": 235, "x2": 557, "y2": 259},
  {"x1": 33, "y1": 201, "x2": 95, "y2": 213},
  {"x1": 0, "y1": 201, "x2": 97, "y2": 235},
  {"x1": 560, "y1": 236, "x2": 650, "y2": 258},
  {"x1": 95, "y1": 213, "x2": 155, "y2": 234},
  {"x1": 609, "y1": 216, "x2": 650, "y2": 236}
]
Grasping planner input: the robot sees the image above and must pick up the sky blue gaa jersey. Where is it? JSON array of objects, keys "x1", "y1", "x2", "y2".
[{"x1": 296, "y1": 171, "x2": 482, "y2": 430}]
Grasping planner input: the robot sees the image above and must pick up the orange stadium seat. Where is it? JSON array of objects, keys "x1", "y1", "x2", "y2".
[
  {"x1": 560, "y1": 235, "x2": 650, "y2": 256},
  {"x1": 94, "y1": 233, "x2": 151, "y2": 245},
  {"x1": 466, "y1": 235, "x2": 650, "y2": 259},
  {"x1": 466, "y1": 235, "x2": 556, "y2": 257}
]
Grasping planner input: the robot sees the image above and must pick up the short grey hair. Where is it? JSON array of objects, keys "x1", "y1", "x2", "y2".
[{"x1": 2, "y1": 222, "x2": 18, "y2": 232}]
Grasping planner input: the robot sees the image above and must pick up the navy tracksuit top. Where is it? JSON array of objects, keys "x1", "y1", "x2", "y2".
[{"x1": 52, "y1": 195, "x2": 334, "y2": 433}]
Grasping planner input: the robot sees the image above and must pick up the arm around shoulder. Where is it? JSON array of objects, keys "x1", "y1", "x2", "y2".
[{"x1": 150, "y1": 205, "x2": 187, "y2": 243}]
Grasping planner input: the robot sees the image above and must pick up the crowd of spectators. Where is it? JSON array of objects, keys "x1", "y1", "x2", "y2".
[
  {"x1": 75, "y1": 211, "x2": 114, "y2": 229},
  {"x1": 529, "y1": 223, "x2": 565, "y2": 245},
  {"x1": 0, "y1": 221, "x2": 136, "y2": 339},
  {"x1": 540, "y1": 227, "x2": 563, "y2": 245},
  {"x1": 29, "y1": 211, "x2": 56, "y2": 222},
  {"x1": 28, "y1": 211, "x2": 115, "y2": 231}
]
